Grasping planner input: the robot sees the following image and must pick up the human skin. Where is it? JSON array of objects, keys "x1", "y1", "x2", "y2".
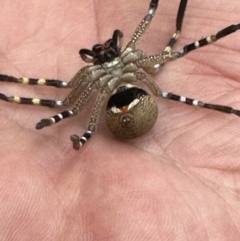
[{"x1": 0, "y1": 0, "x2": 240, "y2": 240}]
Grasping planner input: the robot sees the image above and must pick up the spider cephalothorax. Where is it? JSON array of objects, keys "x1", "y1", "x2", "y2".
[{"x1": 0, "y1": 0, "x2": 240, "y2": 150}]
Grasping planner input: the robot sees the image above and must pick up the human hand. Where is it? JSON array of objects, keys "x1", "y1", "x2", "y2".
[{"x1": 0, "y1": 0, "x2": 240, "y2": 240}]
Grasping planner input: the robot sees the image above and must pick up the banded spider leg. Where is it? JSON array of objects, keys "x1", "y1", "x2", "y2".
[
  {"x1": 135, "y1": 0, "x2": 240, "y2": 117},
  {"x1": 0, "y1": 74, "x2": 68, "y2": 107}
]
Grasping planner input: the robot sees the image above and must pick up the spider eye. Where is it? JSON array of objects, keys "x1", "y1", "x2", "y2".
[{"x1": 106, "y1": 85, "x2": 158, "y2": 139}]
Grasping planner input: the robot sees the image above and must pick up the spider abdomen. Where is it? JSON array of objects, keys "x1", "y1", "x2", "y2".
[{"x1": 106, "y1": 85, "x2": 158, "y2": 139}]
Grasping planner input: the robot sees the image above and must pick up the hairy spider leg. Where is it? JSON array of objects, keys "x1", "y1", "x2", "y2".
[
  {"x1": 0, "y1": 93, "x2": 63, "y2": 108},
  {"x1": 136, "y1": 71, "x2": 240, "y2": 117},
  {"x1": 136, "y1": 72, "x2": 162, "y2": 96},
  {"x1": 0, "y1": 64, "x2": 103, "y2": 109},
  {"x1": 35, "y1": 85, "x2": 96, "y2": 129},
  {"x1": 0, "y1": 74, "x2": 68, "y2": 88},
  {"x1": 0, "y1": 74, "x2": 69, "y2": 107},
  {"x1": 174, "y1": 24, "x2": 240, "y2": 58},
  {"x1": 138, "y1": 24, "x2": 240, "y2": 69},
  {"x1": 162, "y1": 92, "x2": 240, "y2": 117},
  {"x1": 70, "y1": 90, "x2": 108, "y2": 150},
  {"x1": 34, "y1": 63, "x2": 111, "y2": 130},
  {"x1": 142, "y1": 0, "x2": 188, "y2": 74},
  {"x1": 127, "y1": 0, "x2": 159, "y2": 47},
  {"x1": 164, "y1": 0, "x2": 188, "y2": 53}
]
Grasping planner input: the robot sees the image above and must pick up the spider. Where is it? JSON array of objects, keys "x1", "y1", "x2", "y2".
[{"x1": 0, "y1": 0, "x2": 240, "y2": 150}]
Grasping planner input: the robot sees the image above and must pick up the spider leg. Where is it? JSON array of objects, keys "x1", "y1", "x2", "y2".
[
  {"x1": 138, "y1": 24, "x2": 240, "y2": 70},
  {"x1": 0, "y1": 65, "x2": 105, "y2": 108},
  {"x1": 0, "y1": 74, "x2": 69, "y2": 107},
  {"x1": 162, "y1": 92, "x2": 240, "y2": 117},
  {"x1": 141, "y1": 0, "x2": 188, "y2": 74},
  {"x1": 164, "y1": 0, "x2": 188, "y2": 53},
  {"x1": 70, "y1": 90, "x2": 108, "y2": 150},
  {"x1": 136, "y1": 72, "x2": 162, "y2": 96},
  {"x1": 172, "y1": 24, "x2": 240, "y2": 58},
  {"x1": 36, "y1": 109, "x2": 75, "y2": 129},
  {"x1": 0, "y1": 74, "x2": 68, "y2": 88},
  {"x1": 35, "y1": 86, "x2": 95, "y2": 130},
  {"x1": 127, "y1": 0, "x2": 159, "y2": 47},
  {"x1": 137, "y1": 72, "x2": 240, "y2": 117},
  {"x1": 0, "y1": 92, "x2": 63, "y2": 108},
  {"x1": 64, "y1": 65, "x2": 106, "y2": 105}
]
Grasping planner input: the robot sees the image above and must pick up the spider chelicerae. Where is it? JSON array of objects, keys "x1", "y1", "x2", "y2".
[{"x1": 0, "y1": 0, "x2": 240, "y2": 150}]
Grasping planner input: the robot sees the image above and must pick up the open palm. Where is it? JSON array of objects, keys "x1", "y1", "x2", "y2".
[{"x1": 0, "y1": 0, "x2": 240, "y2": 240}]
